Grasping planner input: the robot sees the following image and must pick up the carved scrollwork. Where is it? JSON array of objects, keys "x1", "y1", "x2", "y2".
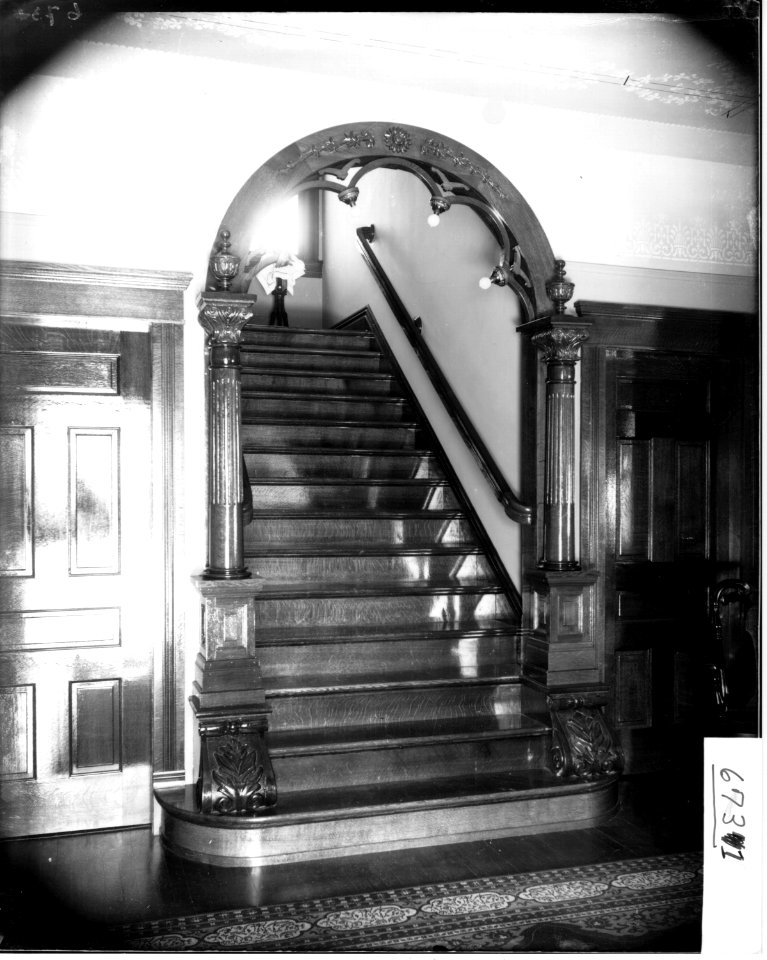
[
  {"x1": 548, "y1": 705, "x2": 623, "y2": 781},
  {"x1": 198, "y1": 727, "x2": 277, "y2": 816},
  {"x1": 280, "y1": 129, "x2": 376, "y2": 173},
  {"x1": 420, "y1": 138, "x2": 507, "y2": 200},
  {"x1": 531, "y1": 326, "x2": 589, "y2": 363}
]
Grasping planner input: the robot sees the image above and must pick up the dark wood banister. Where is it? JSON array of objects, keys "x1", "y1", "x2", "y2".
[{"x1": 356, "y1": 224, "x2": 533, "y2": 526}]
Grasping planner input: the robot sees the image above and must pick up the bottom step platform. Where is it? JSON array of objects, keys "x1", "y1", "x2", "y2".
[{"x1": 155, "y1": 773, "x2": 619, "y2": 867}]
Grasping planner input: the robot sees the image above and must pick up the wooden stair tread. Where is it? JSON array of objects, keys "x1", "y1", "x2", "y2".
[
  {"x1": 266, "y1": 665, "x2": 521, "y2": 695},
  {"x1": 243, "y1": 445, "x2": 435, "y2": 458},
  {"x1": 242, "y1": 389, "x2": 407, "y2": 404},
  {"x1": 243, "y1": 325, "x2": 376, "y2": 342},
  {"x1": 242, "y1": 367, "x2": 396, "y2": 383},
  {"x1": 263, "y1": 770, "x2": 575, "y2": 821},
  {"x1": 268, "y1": 713, "x2": 549, "y2": 755},
  {"x1": 246, "y1": 543, "x2": 482, "y2": 557},
  {"x1": 255, "y1": 620, "x2": 523, "y2": 647},
  {"x1": 159, "y1": 768, "x2": 600, "y2": 830},
  {"x1": 254, "y1": 579, "x2": 503, "y2": 599},
  {"x1": 249, "y1": 507, "x2": 465, "y2": 519},
  {"x1": 242, "y1": 415, "x2": 418, "y2": 428},
  {"x1": 241, "y1": 344, "x2": 384, "y2": 360},
  {"x1": 248, "y1": 477, "x2": 450, "y2": 487}
]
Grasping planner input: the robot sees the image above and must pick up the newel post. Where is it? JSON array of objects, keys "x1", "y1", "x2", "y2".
[
  {"x1": 518, "y1": 260, "x2": 622, "y2": 780},
  {"x1": 189, "y1": 231, "x2": 277, "y2": 816},
  {"x1": 198, "y1": 230, "x2": 255, "y2": 580}
]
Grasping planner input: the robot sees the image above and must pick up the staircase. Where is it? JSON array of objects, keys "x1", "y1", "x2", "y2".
[{"x1": 158, "y1": 318, "x2": 618, "y2": 865}]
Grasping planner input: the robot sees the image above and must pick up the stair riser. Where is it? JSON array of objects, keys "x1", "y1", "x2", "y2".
[
  {"x1": 244, "y1": 451, "x2": 444, "y2": 480},
  {"x1": 271, "y1": 735, "x2": 549, "y2": 793},
  {"x1": 246, "y1": 517, "x2": 477, "y2": 546},
  {"x1": 260, "y1": 635, "x2": 519, "y2": 678},
  {"x1": 241, "y1": 423, "x2": 419, "y2": 449},
  {"x1": 242, "y1": 396, "x2": 411, "y2": 421},
  {"x1": 249, "y1": 553, "x2": 493, "y2": 582},
  {"x1": 241, "y1": 350, "x2": 389, "y2": 373},
  {"x1": 253, "y1": 592, "x2": 513, "y2": 628},
  {"x1": 243, "y1": 327, "x2": 376, "y2": 352},
  {"x1": 267, "y1": 683, "x2": 521, "y2": 731},
  {"x1": 241, "y1": 372, "x2": 398, "y2": 397},
  {"x1": 250, "y1": 484, "x2": 459, "y2": 511}
]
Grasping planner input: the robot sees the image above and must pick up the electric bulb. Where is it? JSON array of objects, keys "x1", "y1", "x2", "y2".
[
  {"x1": 427, "y1": 213, "x2": 440, "y2": 228},
  {"x1": 478, "y1": 276, "x2": 492, "y2": 290}
]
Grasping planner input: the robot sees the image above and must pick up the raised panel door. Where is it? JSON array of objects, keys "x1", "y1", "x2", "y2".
[{"x1": 0, "y1": 325, "x2": 154, "y2": 836}]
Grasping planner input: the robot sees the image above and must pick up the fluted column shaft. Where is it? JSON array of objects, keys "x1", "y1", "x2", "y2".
[
  {"x1": 198, "y1": 291, "x2": 257, "y2": 580},
  {"x1": 527, "y1": 321, "x2": 590, "y2": 571}
]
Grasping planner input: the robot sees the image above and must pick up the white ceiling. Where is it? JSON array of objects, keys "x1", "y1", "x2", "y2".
[{"x1": 84, "y1": 12, "x2": 757, "y2": 135}]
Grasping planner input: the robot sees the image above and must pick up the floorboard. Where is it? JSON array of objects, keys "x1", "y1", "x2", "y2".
[{"x1": 0, "y1": 774, "x2": 702, "y2": 950}]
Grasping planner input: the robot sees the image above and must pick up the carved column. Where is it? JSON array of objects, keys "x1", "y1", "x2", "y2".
[
  {"x1": 533, "y1": 331, "x2": 589, "y2": 570},
  {"x1": 198, "y1": 269, "x2": 255, "y2": 579},
  {"x1": 518, "y1": 262, "x2": 620, "y2": 781},
  {"x1": 191, "y1": 231, "x2": 277, "y2": 815}
]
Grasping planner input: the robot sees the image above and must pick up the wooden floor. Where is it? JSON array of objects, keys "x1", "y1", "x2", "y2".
[{"x1": 0, "y1": 774, "x2": 702, "y2": 951}]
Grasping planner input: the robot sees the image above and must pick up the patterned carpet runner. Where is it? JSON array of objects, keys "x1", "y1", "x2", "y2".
[{"x1": 115, "y1": 850, "x2": 703, "y2": 952}]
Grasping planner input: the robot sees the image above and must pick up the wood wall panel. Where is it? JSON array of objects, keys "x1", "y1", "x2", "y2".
[
  {"x1": 0, "y1": 351, "x2": 119, "y2": 395},
  {"x1": 617, "y1": 440, "x2": 650, "y2": 560},
  {"x1": 0, "y1": 684, "x2": 35, "y2": 780},
  {"x1": 649, "y1": 437, "x2": 675, "y2": 563},
  {"x1": 70, "y1": 679, "x2": 122, "y2": 774},
  {"x1": 0, "y1": 426, "x2": 34, "y2": 576},
  {"x1": 615, "y1": 650, "x2": 652, "y2": 727},
  {"x1": 68, "y1": 428, "x2": 120, "y2": 575},
  {"x1": 0, "y1": 607, "x2": 120, "y2": 651},
  {"x1": 677, "y1": 441, "x2": 709, "y2": 559}
]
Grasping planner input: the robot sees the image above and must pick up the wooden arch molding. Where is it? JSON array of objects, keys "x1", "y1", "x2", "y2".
[{"x1": 211, "y1": 121, "x2": 556, "y2": 320}]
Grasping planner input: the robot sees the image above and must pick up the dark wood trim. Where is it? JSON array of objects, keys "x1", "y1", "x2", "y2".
[
  {"x1": 150, "y1": 324, "x2": 186, "y2": 776},
  {"x1": 574, "y1": 300, "x2": 756, "y2": 356},
  {"x1": 574, "y1": 299, "x2": 754, "y2": 323},
  {"x1": 356, "y1": 226, "x2": 533, "y2": 527},
  {"x1": 215, "y1": 120, "x2": 555, "y2": 318},
  {"x1": 0, "y1": 260, "x2": 193, "y2": 326},
  {"x1": 357, "y1": 304, "x2": 523, "y2": 621}
]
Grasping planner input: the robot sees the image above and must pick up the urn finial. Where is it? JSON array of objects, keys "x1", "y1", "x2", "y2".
[
  {"x1": 210, "y1": 229, "x2": 240, "y2": 291},
  {"x1": 546, "y1": 259, "x2": 575, "y2": 315}
]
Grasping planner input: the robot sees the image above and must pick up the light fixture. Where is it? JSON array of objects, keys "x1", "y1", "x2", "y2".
[
  {"x1": 338, "y1": 186, "x2": 359, "y2": 207},
  {"x1": 428, "y1": 195, "x2": 450, "y2": 227},
  {"x1": 478, "y1": 276, "x2": 492, "y2": 290}
]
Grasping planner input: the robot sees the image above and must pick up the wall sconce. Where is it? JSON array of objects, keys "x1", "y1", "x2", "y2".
[
  {"x1": 479, "y1": 261, "x2": 509, "y2": 290},
  {"x1": 427, "y1": 196, "x2": 451, "y2": 227},
  {"x1": 338, "y1": 186, "x2": 359, "y2": 207}
]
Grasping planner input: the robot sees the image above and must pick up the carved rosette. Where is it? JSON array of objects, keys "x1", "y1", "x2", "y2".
[
  {"x1": 383, "y1": 125, "x2": 412, "y2": 153},
  {"x1": 198, "y1": 720, "x2": 277, "y2": 816},
  {"x1": 531, "y1": 326, "x2": 589, "y2": 363},
  {"x1": 548, "y1": 702, "x2": 623, "y2": 781}
]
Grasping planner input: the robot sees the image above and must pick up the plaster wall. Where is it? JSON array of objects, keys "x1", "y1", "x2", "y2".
[{"x1": 322, "y1": 166, "x2": 526, "y2": 590}]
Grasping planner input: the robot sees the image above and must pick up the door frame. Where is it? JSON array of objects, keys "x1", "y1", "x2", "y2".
[{"x1": 0, "y1": 259, "x2": 192, "y2": 822}]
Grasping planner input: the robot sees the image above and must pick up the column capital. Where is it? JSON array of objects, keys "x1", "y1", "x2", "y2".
[
  {"x1": 518, "y1": 316, "x2": 592, "y2": 363},
  {"x1": 197, "y1": 290, "x2": 257, "y2": 344}
]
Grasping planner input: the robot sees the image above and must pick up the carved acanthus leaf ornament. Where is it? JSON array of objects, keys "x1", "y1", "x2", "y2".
[
  {"x1": 531, "y1": 326, "x2": 589, "y2": 363},
  {"x1": 197, "y1": 295, "x2": 255, "y2": 344}
]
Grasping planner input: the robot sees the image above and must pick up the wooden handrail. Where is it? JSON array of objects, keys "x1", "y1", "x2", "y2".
[{"x1": 356, "y1": 225, "x2": 533, "y2": 526}]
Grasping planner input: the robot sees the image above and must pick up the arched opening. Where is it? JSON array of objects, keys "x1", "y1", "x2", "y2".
[{"x1": 209, "y1": 121, "x2": 555, "y2": 321}]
